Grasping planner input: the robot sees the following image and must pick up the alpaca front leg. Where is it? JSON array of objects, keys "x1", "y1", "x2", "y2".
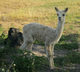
[
  {"x1": 46, "y1": 45, "x2": 54, "y2": 69},
  {"x1": 50, "y1": 44, "x2": 54, "y2": 69}
]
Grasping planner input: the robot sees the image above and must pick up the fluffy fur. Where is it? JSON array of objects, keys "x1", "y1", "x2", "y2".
[{"x1": 20, "y1": 7, "x2": 68, "y2": 69}]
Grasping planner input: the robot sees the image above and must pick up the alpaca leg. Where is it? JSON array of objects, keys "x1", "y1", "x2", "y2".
[
  {"x1": 26, "y1": 42, "x2": 33, "y2": 52},
  {"x1": 20, "y1": 41, "x2": 27, "y2": 50},
  {"x1": 50, "y1": 44, "x2": 54, "y2": 69},
  {"x1": 20, "y1": 31, "x2": 33, "y2": 50},
  {"x1": 45, "y1": 45, "x2": 54, "y2": 69},
  {"x1": 45, "y1": 45, "x2": 49, "y2": 60},
  {"x1": 49, "y1": 45, "x2": 54, "y2": 69},
  {"x1": 20, "y1": 33, "x2": 28, "y2": 50},
  {"x1": 25, "y1": 41, "x2": 33, "y2": 56}
]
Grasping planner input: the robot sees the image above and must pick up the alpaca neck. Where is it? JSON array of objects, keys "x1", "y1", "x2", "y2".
[{"x1": 56, "y1": 20, "x2": 65, "y2": 38}]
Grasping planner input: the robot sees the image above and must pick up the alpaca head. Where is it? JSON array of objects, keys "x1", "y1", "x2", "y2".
[{"x1": 55, "y1": 7, "x2": 68, "y2": 22}]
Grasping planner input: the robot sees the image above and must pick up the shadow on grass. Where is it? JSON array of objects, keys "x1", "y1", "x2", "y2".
[
  {"x1": 54, "y1": 52, "x2": 80, "y2": 66},
  {"x1": 55, "y1": 34, "x2": 79, "y2": 50},
  {"x1": 54, "y1": 51, "x2": 80, "y2": 72}
]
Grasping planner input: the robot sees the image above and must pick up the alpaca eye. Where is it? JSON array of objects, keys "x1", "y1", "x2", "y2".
[
  {"x1": 57, "y1": 14, "x2": 59, "y2": 16},
  {"x1": 62, "y1": 14, "x2": 65, "y2": 16}
]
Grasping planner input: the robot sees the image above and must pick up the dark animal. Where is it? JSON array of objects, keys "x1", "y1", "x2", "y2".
[{"x1": 4, "y1": 28, "x2": 23, "y2": 48}]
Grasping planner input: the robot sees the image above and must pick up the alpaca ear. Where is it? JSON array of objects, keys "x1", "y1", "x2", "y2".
[
  {"x1": 55, "y1": 7, "x2": 59, "y2": 12},
  {"x1": 64, "y1": 7, "x2": 68, "y2": 12}
]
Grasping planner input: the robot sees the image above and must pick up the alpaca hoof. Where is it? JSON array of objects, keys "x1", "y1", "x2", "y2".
[{"x1": 50, "y1": 66, "x2": 54, "y2": 70}]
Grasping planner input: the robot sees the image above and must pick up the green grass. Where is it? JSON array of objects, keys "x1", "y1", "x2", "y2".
[
  {"x1": 0, "y1": 47, "x2": 49, "y2": 72},
  {"x1": 13, "y1": 52, "x2": 48, "y2": 72},
  {"x1": 55, "y1": 52, "x2": 80, "y2": 67},
  {"x1": 55, "y1": 35, "x2": 79, "y2": 50},
  {"x1": 0, "y1": 25, "x2": 5, "y2": 35}
]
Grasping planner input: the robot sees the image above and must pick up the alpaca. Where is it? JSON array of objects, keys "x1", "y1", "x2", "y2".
[{"x1": 20, "y1": 7, "x2": 68, "y2": 69}]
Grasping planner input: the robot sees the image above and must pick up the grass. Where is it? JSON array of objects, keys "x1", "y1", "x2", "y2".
[
  {"x1": 55, "y1": 34, "x2": 79, "y2": 50},
  {"x1": 0, "y1": 46, "x2": 49, "y2": 72},
  {"x1": 55, "y1": 52, "x2": 80, "y2": 67}
]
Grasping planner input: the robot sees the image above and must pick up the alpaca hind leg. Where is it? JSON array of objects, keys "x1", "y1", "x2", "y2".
[
  {"x1": 20, "y1": 32, "x2": 27, "y2": 50},
  {"x1": 20, "y1": 32, "x2": 32, "y2": 50},
  {"x1": 20, "y1": 42, "x2": 27, "y2": 50},
  {"x1": 26, "y1": 42, "x2": 33, "y2": 52},
  {"x1": 25, "y1": 41, "x2": 33, "y2": 56}
]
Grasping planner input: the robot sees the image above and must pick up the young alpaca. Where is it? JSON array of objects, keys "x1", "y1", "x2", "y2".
[{"x1": 20, "y1": 7, "x2": 68, "y2": 69}]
